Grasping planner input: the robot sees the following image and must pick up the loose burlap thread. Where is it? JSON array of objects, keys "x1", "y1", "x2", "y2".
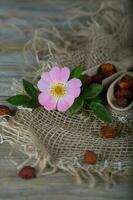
[
  {"x1": 0, "y1": 0, "x2": 133, "y2": 186},
  {"x1": 0, "y1": 106, "x2": 133, "y2": 186}
]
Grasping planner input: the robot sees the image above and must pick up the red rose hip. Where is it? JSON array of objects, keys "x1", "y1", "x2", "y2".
[
  {"x1": 0, "y1": 105, "x2": 11, "y2": 117},
  {"x1": 115, "y1": 97, "x2": 129, "y2": 107},
  {"x1": 118, "y1": 75, "x2": 133, "y2": 89},
  {"x1": 99, "y1": 63, "x2": 117, "y2": 78},
  {"x1": 84, "y1": 150, "x2": 97, "y2": 164},
  {"x1": 18, "y1": 166, "x2": 36, "y2": 179},
  {"x1": 114, "y1": 89, "x2": 132, "y2": 100},
  {"x1": 83, "y1": 74, "x2": 92, "y2": 86},
  {"x1": 92, "y1": 74, "x2": 103, "y2": 83},
  {"x1": 101, "y1": 125, "x2": 117, "y2": 138}
]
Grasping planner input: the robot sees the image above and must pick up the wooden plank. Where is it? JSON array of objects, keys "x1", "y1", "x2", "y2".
[
  {"x1": 0, "y1": 144, "x2": 133, "y2": 200},
  {"x1": 0, "y1": 52, "x2": 31, "y2": 98}
]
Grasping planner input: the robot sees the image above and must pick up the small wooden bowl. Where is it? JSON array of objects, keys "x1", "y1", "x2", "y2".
[{"x1": 107, "y1": 72, "x2": 133, "y2": 111}]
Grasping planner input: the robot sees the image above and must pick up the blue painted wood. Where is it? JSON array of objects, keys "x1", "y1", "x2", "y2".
[{"x1": 0, "y1": 145, "x2": 133, "y2": 200}]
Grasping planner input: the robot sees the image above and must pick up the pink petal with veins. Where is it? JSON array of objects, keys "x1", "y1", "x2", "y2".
[
  {"x1": 57, "y1": 95, "x2": 74, "y2": 112},
  {"x1": 49, "y1": 66, "x2": 61, "y2": 83},
  {"x1": 38, "y1": 93, "x2": 57, "y2": 111},
  {"x1": 66, "y1": 78, "x2": 82, "y2": 98},
  {"x1": 60, "y1": 67, "x2": 70, "y2": 83}
]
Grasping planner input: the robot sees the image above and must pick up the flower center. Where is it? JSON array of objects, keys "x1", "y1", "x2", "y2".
[{"x1": 50, "y1": 83, "x2": 66, "y2": 98}]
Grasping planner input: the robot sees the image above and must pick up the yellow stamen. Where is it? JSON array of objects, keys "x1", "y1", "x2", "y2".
[{"x1": 50, "y1": 83, "x2": 66, "y2": 98}]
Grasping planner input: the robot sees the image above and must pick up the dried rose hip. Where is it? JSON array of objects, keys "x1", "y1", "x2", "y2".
[
  {"x1": 0, "y1": 105, "x2": 12, "y2": 117},
  {"x1": 18, "y1": 166, "x2": 36, "y2": 179},
  {"x1": 115, "y1": 97, "x2": 129, "y2": 107},
  {"x1": 84, "y1": 150, "x2": 97, "y2": 164},
  {"x1": 99, "y1": 63, "x2": 117, "y2": 78},
  {"x1": 118, "y1": 75, "x2": 133, "y2": 89},
  {"x1": 114, "y1": 89, "x2": 132, "y2": 100},
  {"x1": 92, "y1": 73, "x2": 103, "y2": 83},
  {"x1": 83, "y1": 74, "x2": 92, "y2": 86},
  {"x1": 101, "y1": 125, "x2": 117, "y2": 139}
]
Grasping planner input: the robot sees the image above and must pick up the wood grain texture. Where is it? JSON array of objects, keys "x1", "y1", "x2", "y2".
[
  {"x1": 0, "y1": 144, "x2": 133, "y2": 200},
  {"x1": 0, "y1": 0, "x2": 133, "y2": 199}
]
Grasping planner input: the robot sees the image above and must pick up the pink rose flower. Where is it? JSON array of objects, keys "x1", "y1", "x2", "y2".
[{"x1": 37, "y1": 66, "x2": 82, "y2": 112}]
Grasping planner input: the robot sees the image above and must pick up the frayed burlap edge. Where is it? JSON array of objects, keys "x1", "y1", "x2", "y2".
[{"x1": 0, "y1": 107, "x2": 133, "y2": 187}]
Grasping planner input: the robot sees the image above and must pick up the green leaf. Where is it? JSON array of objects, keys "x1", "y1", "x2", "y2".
[
  {"x1": 23, "y1": 79, "x2": 39, "y2": 98},
  {"x1": 84, "y1": 96, "x2": 103, "y2": 106},
  {"x1": 26, "y1": 99, "x2": 40, "y2": 108},
  {"x1": 91, "y1": 96, "x2": 103, "y2": 104},
  {"x1": 79, "y1": 74, "x2": 84, "y2": 82},
  {"x1": 70, "y1": 65, "x2": 83, "y2": 79},
  {"x1": 90, "y1": 102, "x2": 112, "y2": 123},
  {"x1": 83, "y1": 83, "x2": 103, "y2": 99},
  {"x1": 70, "y1": 97, "x2": 84, "y2": 114},
  {"x1": 6, "y1": 95, "x2": 31, "y2": 106}
]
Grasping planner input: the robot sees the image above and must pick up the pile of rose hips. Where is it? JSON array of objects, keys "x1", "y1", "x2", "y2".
[
  {"x1": 83, "y1": 63, "x2": 133, "y2": 108},
  {"x1": 114, "y1": 75, "x2": 133, "y2": 108},
  {"x1": 83, "y1": 63, "x2": 117, "y2": 86}
]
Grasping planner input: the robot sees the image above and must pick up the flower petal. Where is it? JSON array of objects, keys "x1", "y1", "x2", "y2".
[
  {"x1": 66, "y1": 78, "x2": 82, "y2": 98},
  {"x1": 49, "y1": 66, "x2": 61, "y2": 83},
  {"x1": 60, "y1": 67, "x2": 70, "y2": 83},
  {"x1": 37, "y1": 79, "x2": 51, "y2": 92},
  {"x1": 38, "y1": 93, "x2": 57, "y2": 111},
  {"x1": 67, "y1": 78, "x2": 82, "y2": 88},
  {"x1": 41, "y1": 72, "x2": 52, "y2": 82},
  {"x1": 57, "y1": 95, "x2": 74, "y2": 112},
  {"x1": 67, "y1": 87, "x2": 81, "y2": 98}
]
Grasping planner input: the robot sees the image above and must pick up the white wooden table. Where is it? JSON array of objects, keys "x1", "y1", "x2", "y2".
[{"x1": 0, "y1": 0, "x2": 133, "y2": 199}]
